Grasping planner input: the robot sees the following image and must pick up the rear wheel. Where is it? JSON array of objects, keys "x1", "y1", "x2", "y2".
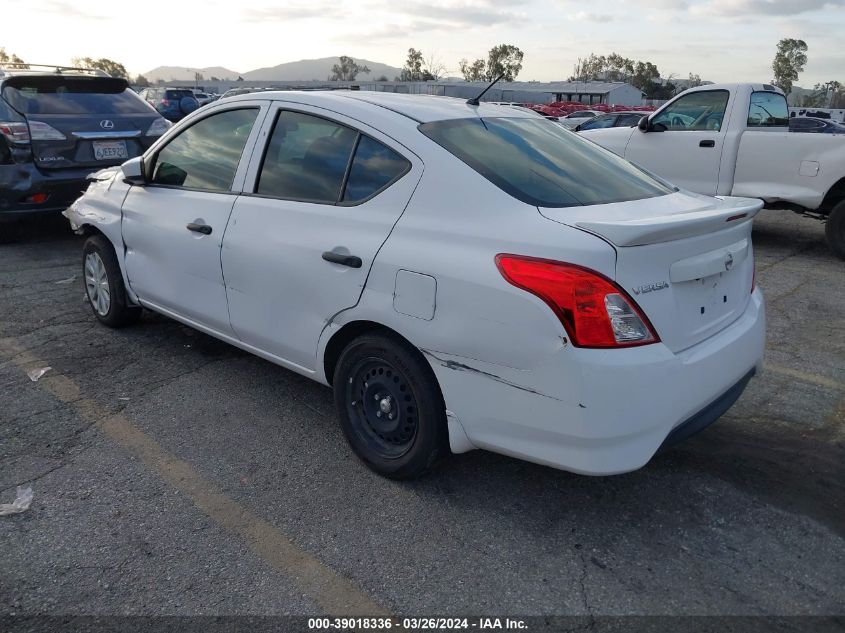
[
  {"x1": 825, "y1": 200, "x2": 845, "y2": 261},
  {"x1": 82, "y1": 234, "x2": 141, "y2": 327},
  {"x1": 333, "y1": 333, "x2": 449, "y2": 479}
]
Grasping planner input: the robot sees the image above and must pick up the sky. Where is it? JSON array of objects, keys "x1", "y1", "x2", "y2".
[{"x1": 1, "y1": 0, "x2": 843, "y2": 86}]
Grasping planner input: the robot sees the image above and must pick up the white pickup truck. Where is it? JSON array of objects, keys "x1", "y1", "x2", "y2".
[{"x1": 580, "y1": 83, "x2": 845, "y2": 259}]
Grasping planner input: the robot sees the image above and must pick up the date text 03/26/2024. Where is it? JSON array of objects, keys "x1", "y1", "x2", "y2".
[{"x1": 308, "y1": 618, "x2": 528, "y2": 630}]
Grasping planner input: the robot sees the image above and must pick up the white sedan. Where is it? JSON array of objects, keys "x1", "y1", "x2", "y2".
[{"x1": 65, "y1": 91, "x2": 765, "y2": 479}]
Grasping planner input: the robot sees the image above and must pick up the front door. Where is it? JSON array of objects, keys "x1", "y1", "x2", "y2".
[
  {"x1": 625, "y1": 89, "x2": 731, "y2": 195},
  {"x1": 222, "y1": 105, "x2": 422, "y2": 371},
  {"x1": 122, "y1": 104, "x2": 265, "y2": 334}
]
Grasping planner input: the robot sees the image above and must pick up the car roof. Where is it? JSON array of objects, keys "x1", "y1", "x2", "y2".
[{"x1": 223, "y1": 90, "x2": 540, "y2": 123}]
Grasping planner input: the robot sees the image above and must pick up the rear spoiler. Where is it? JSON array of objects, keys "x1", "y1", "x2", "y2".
[{"x1": 575, "y1": 198, "x2": 763, "y2": 247}]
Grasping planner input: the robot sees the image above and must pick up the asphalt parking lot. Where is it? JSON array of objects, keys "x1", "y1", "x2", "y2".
[{"x1": 0, "y1": 210, "x2": 843, "y2": 630}]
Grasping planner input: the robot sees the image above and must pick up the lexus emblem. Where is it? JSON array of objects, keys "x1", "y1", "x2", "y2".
[
  {"x1": 99, "y1": 119, "x2": 114, "y2": 129},
  {"x1": 724, "y1": 253, "x2": 734, "y2": 271}
]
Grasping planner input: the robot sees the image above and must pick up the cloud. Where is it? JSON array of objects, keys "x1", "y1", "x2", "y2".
[
  {"x1": 570, "y1": 11, "x2": 615, "y2": 22},
  {"x1": 38, "y1": 0, "x2": 107, "y2": 19},
  {"x1": 692, "y1": 0, "x2": 843, "y2": 17},
  {"x1": 394, "y1": 2, "x2": 527, "y2": 27},
  {"x1": 242, "y1": 4, "x2": 345, "y2": 21}
]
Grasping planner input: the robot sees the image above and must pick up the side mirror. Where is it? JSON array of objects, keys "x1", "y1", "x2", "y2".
[
  {"x1": 121, "y1": 156, "x2": 146, "y2": 186},
  {"x1": 638, "y1": 115, "x2": 650, "y2": 132}
]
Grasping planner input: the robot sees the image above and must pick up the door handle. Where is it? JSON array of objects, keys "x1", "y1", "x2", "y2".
[
  {"x1": 186, "y1": 223, "x2": 212, "y2": 235},
  {"x1": 322, "y1": 251, "x2": 362, "y2": 268},
  {"x1": 699, "y1": 140, "x2": 716, "y2": 148}
]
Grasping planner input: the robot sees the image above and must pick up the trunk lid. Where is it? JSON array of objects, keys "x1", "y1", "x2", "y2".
[{"x1": 539, "y1": 192, "x2": 762, "y2": 352}]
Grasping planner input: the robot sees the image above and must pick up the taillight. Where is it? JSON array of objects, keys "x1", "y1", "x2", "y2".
[
  {"x1": 495, "y1": 254, "x2": 659, "y2": 348},
  {"x1": 0, "y1": 121, "x2": 30, "y2": 143},
  {"x1": 27, "y1": 121, "x2": 66, "y2": 141}
]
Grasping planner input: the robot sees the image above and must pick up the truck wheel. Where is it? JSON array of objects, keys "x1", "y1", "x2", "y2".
[
  {"x1": 82, "y1": 235, "x2": 141, "y2": 327},
  {"x1": 825, "y1": 200, "x2": 845, "y2": 261}
]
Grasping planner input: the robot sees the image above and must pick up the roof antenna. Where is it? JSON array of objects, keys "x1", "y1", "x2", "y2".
[{"x1": 466, "y1": 73, "x2": 506, "y2": 106}]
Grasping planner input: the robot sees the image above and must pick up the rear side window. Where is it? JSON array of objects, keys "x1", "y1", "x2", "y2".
[
  {"x1": 342, "y1": 136, "x2": 410, "y2": 203},
  {"x1": 419, "y1": 117, "x2": 672, "y2": 208},
  {"x1": 579, "y1": 115, "x2": 615, "y2": 130},
  {"x1": 748, "y1": 91, "x2": 789, "y2": 127},
  {"x1": 151, "y1": 108, "x2": 258, "y2": 191},
  {"x1": 2, "y1": 77, "x2": 153, "y2": 115}
]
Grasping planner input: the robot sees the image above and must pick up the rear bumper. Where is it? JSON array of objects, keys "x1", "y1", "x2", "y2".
[
  {"x1": 430, "y1": 289, "x2": 766, "y2": 475},
  {"x1": 0, "y1": 163, "x2": 93, "y2": 221}
]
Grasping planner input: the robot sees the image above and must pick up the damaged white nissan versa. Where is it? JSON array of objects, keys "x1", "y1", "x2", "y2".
[{"x1": 64, "y1": 91, "x2": 765, "y2": 479}]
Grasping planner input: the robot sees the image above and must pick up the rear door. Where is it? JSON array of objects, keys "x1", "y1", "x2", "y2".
[
  {"x1": 121, "y1": 101, "x2": 267, "y2": 334},
  {"x1": 1, "y1": 76, "x2": 160, "y2": 169},
  {"x1": 222, "y1": 104, "x2": 422, "y2": 370},
  {"x1": 625, "y1": 89, "x2": 732, "y2": 195}
]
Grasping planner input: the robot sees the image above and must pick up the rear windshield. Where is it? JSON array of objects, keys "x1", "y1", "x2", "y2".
[
  {"x1": 419, "y1": 117, "x2": 673, "y2": 207},
  {"x1": 165, "y1": 90, "x2": 196, "y2": 100},
  {"x1": 2, "y1": 77, "x2": 153, "y2": 115}
]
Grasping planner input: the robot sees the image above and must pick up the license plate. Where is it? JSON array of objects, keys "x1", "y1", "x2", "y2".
[{"x1": 92, "y1": 141, "x2": 128, "y2": 161}]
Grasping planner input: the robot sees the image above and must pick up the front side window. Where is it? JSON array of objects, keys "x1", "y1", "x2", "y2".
[
  {"x1": 256, "y1": 111, "x2": 358, "y2": 203},
  {"x1": 579, "y1": 115, "x2": 615, "y2": 130},
  {"x1": 748, "y1": 91, "x2": 789, "y2": 127},
  {"x1": 419, "y1": 117, "x2": 672, "y2": 208},
  {"x1": 151, "y1": 108, "x2": 258, "y2": 191},
  {"x1": 651, "y1": 90, "x2": 729, "y2": 131}
]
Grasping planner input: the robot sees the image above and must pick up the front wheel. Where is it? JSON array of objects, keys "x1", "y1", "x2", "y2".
[
  {"x1": 333, "y1": 333, "x2": 449, "y2": 479},
  {"x1": 82, "y1": 234, "x2": 141, "y2": 327},
  {"x1": 825, "y1": 200, "x2": 845, "y2": 261}
]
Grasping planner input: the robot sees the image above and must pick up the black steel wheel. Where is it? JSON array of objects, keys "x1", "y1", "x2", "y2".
[{"x1": 333, "y1": 332, "x2": 448, "y2": 478}]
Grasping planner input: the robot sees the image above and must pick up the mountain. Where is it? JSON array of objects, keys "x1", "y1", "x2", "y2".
[
  {"x1": 243, "y1": 57, "x2": 402, "y2": 81},
  {"x1": 142, "y1": 66, "x2": 241, "y2": 82}
]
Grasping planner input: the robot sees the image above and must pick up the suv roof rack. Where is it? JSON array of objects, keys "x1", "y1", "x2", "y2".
[{"x1": 0, "y1": 63, "x2": 112, "y2": 79}]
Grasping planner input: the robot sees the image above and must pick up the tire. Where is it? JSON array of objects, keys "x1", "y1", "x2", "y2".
[
  {"x1": 179, "y1": 97, "x2": 199, "y2": 115},
  {"x1": 825, "y1": 200, "x2": 845, "y2": 261},
  {"x1": 333, "y1": 332, "x2": 449, "y2": 479},
  {"x1": 82, "y1": 234, "x2": 141, "y2": 327}
]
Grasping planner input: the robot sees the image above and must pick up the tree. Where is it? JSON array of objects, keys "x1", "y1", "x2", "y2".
[
  {"x1": 807, "y1": 80, "x2": 845, "y2": 108},
  {"x1": 329, "y1": 56, "x2": 370, "y2": 81},
  {"x1": 210, "y1": 76, "x2": 220, "y2": 82},
  {"x1": 374, "y1": 75, "x2": 389, "y2": 82},
  {"x1": 485, "y1": 44, "x2": 523, "y2": 81},
  {"x1": 424, "y1": 51, "x2": 447, "y2": 80},
  {"x1": 0, "y1": 48, "x2": 27, "y2": 67},
  {"x1": 631, "y1": 60, "x2": 661, "y2": 97},
  {"x1": 687, "y1": 73, "x2": 702, "y2": 88},
  {"x1": 72, "y1": 57, "x2": 129, "y2": 79},
  {"x1": 134, "y1": 74, "x2": 150, "y2": 87},
  {"x1": 460, "y1": 44, "x2": 524, "y2": 82},
  {"x1": 459, "y1": 57, "x2": 486, "y2": 81},
  {"x1": 771, "y1": 38, "x2": 807, "y2": 95},
  {"x1": 400, "y1": 48, "x2": 434, "y2": 81}
]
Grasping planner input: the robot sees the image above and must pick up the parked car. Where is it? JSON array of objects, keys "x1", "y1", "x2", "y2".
[
  {"x1": 65, "y1": 92, "x2": 765, "y2": 479},
  {"x1": 193, "y1": 92, "x2": 214, "y2": 106},
  {"x1": 0, "y1": 63, "x2": 169, "y2": 234},
  {"x1": 789, "y1": 117, "x2": 845, "y2": 134},
  {"x1": 581, "y1": 83, "x2": 845, "y2": 259},
  {"x1": 138, "y1": 87, "x2": 199, "y2": 121},
  {"x1": 559, "y1": 109, "x2": 601, "y2": 129},
  {"x1": 575, "y1": 111, "x2": 648, "y2": 132}
]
